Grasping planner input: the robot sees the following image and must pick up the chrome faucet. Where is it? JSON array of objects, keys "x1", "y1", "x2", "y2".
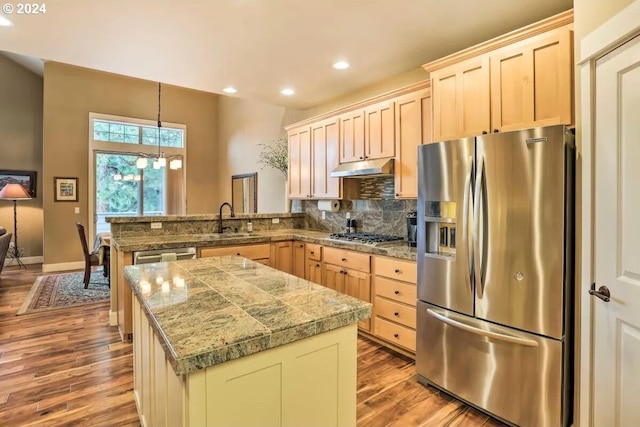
[{"x1": 217, "y1": 202, "x2": 235, "y2": 233}]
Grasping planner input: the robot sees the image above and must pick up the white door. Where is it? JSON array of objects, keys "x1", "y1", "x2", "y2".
[{"x1": 593, "y1": 34, "x2": 640, "y2": 427}]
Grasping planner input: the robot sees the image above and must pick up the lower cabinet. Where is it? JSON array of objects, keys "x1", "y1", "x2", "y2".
[
  {"x1": 199, "y1": 243, "x2": 271, "y2": 266},
  {"x1": 372, "y1": 256, "x2": 417, "y2": 354},
  {"x1": 292, "y1": 241, "x2": 306, "y2": 278},
  {"x1": 305, "y1": 243, "x2": 323, "y2": 284},
  {"x1": 271, "y1": 241, "x2": 293, "y2": 274},
  {"x1": 323, "y1": 247, "x2": 372, "y2": 331}
]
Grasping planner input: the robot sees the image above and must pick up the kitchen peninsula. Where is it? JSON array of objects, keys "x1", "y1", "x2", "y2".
[{"x1": 125, "y1": 255, "x2": 371, "y2": 427}]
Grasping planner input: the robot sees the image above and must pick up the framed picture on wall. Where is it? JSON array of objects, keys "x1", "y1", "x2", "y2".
[
  {"x1": 0, "y1": 170, "x2": 37, "y2": 197},
  {"x1": 54, "y1": 177, "x2": 78, "y2": 202}
]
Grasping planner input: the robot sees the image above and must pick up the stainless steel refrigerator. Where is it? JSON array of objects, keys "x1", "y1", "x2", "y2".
[{"x1": 416, "y1": 125, "x2": 574, "y2": 427}]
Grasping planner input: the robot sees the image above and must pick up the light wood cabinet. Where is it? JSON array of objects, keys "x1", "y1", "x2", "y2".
[
  {"x1": 311, "y1": 117, "x2": 340, "y2": 199},
  {"x1": 305, "y1": 243, "x2": 322, "y2": 284},
  {"x1": 394, "y1": 88, "x2": 432, "y2": 198},
  {"x1": 292, "y1": 241, "x2": 305, "y2": 278},
  {"x1": 372, "y1": 256, "x2": 417, "y2": 353},
  {"x1": 339, "y1": 109, "x2": 366, "y2": 163},
  {"x1": 287, "y1": 126, "x2": 311, "y2": 199},
  {"x1": 431, "y1": 56, "x2": 491, "y2": 141},
  {"x1": 199, "y1": 244, "x2": 271, "y2": 265},
  {"x1": 288, "y1": 118, "x2": 341, "y2": 199},
  {"x1": 323, "y1": 247, "x2": 372, "y2": 331},
  {"x1": 271, "y1": 241, "x2": 293, "y2": 274},
  {"x1": 425, "y1": 10, "x2": 574, "y2": 140},
  {"x1": 115, "y1": 248, "x2": 133, "y2": 342},
  {"x1": 490, "y1": 25, "x2": 573, "y2": 132},
  {"x1": 364, "y1": 100, "x2": 395, "y2": 160}
]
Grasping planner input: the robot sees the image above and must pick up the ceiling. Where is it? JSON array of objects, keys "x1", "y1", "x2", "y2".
[{"x1": 0, "y1": 0, "x2": 573, "y2": 110}]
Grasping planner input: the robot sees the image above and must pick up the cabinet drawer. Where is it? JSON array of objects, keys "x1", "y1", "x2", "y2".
[
  {"x1": 323, "y1": 247, "x2": 370, "y2": 273},
  {"x1": 374, "y1": 276, "x2": 416, "y2": 306},
  {"x1": 374, "y1": 257, "x2": 417, "y2": 283},
  {"x1": 374, "y1": 297, "x2": 416, "y2": 329},
  {"x1": 375, "y1": 317, "x2": 416, "y2": 351},
  {"x1": 305, "y1": 243, "x2": 322, "y2": 261},
  {"x1": 200, "y1": 244, "x2": 271, "y2": 260}
]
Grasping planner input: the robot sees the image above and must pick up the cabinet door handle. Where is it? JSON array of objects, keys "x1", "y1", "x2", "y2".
[
  {"x1": 236, "y1": 253, "x2": 241, "y2": 256},
  {"x1": 394, "y1": 290, "x2": 400, "y2": 295},
  {"x1": 395, "y1": 193, "x2": 399, "y2": 197},
  {"x1": 393, "y1": 333, "x2": 399, "y2": 338},
  {"x1": 394, "y1": 269, "x2": 401, "y2": 273},
  {"x1": 310, "y1": 251, "x2": 315, "y2": 255},
  {"x1": 341, "y1": 258, "x2": 347, "y2": 262},
  {"x1": 394, "y1": 312, "x2": 399, "y2": 316},
  {"x1": 316, "y1": 263, "x2": 320, "y2": 267},
  {"x1": 359, "y1": 156, "x2": 364, "y2": 160}
]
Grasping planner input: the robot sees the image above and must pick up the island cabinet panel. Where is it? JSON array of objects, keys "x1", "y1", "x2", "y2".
[
  {"x1": 339, "y1": 109, "x2": 366, "y2": 163},
  {"x1": 271, "y1": 241, "x2": 293, "y2": 274},
  {"x1": 132, "y1": 297, "x2": 358, "y2": 427},
  {"x1": 292, "y1": 241, "x2": 306, "y2": 278},
  {"x1": 490, "y1": 25, "x2": 573, "y2": 132},
  {"x1": 115, "y1": 248, "x2": 133, "y2": 341},
  {"x1": 431, "y1": 56, "x2": 491, "y2": 141},
  {"x1": 199, "y1": 243, "x2": 271, "y2": 265},
  {"x1": 305, "y1": 243, "x2": 323, "y2": 284}
]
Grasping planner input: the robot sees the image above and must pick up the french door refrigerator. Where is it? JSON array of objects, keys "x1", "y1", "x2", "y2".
[{"x1": 416, "y1": 125, "x2": 574, "y2": 427}]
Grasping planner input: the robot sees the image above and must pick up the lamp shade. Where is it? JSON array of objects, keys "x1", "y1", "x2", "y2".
[{"x1": 0, "y1": 183, "x2": 31, "y2": 200}]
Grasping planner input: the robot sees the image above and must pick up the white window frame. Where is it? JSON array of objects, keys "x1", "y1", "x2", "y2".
[{"x1": 88, "y1": 112, "x2": 187, "y2": 240}]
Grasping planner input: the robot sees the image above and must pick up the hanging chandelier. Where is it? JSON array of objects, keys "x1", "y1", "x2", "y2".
[{"x1": 135, "y1": 82, "x2": 183, "y2": 170}]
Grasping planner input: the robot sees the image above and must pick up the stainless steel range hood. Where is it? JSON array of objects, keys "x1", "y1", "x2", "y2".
[{"x1": 330, "y1": 158, "x2": 394, "y2": 178}]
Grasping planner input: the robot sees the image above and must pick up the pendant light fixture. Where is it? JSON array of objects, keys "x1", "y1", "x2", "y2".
[{"x1": 136, "y1": 82, "x2": 183, "y2": 170}]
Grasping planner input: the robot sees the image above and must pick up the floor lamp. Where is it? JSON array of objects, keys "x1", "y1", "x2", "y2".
[{"x1": 0, "y1": 183, "x2": 32, "y2": 269}]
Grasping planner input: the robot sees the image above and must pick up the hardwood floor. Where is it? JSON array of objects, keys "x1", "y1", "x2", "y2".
[{"x1": 0, "y1": 264, "x2": 505, "y2": 427}]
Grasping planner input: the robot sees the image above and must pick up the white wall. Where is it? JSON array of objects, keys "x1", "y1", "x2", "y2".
[{"x1": 216, "y1": 96, "x2": 304, "y2": 213}]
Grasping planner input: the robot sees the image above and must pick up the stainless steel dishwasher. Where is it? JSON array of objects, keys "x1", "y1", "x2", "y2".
[{"x1": 132, "y1": 247, "x2": 197, "y2": 264}]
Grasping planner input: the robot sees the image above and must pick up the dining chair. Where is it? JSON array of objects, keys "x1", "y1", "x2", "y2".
[
  {"x1": 0, "y1": 232, "x2": 12, "y2": 277},
  {"x1": 76, "y1": 223, "x2": 101, "y2": 289}
]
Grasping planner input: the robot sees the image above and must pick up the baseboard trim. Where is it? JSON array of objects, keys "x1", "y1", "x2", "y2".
[
  {"x1": 42, "y1": 261, "x2": 84, "y2": 273},
  {"x1": 3, "y1": 255, "x2": 43, "y2": 267}
]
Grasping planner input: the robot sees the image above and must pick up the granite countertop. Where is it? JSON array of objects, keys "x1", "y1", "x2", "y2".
[
  {"x1": 113, "y1": 228, "x2": 418, "y2": 261},
  {"x1": 124, "y1": 256, "x2": 372, "y2": 375}
]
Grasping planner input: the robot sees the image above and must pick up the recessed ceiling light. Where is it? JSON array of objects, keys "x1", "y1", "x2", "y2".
[
  {"x1": 333, "y1": 61, "x2": 350, "y2": 70},
  {"x1": 281, "y1": 88, "x2": 295, "y2": 96},
  {"x1": 222, "y1": 87, "x2": 237, "y2": 94},
  {"x1": 0, "y1": 16, "x2": 12, "y2": 26}
]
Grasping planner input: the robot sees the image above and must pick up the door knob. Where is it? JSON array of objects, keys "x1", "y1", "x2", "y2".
[{"x1": 589, "y1": 284, "x2": 611, "y2": 302}]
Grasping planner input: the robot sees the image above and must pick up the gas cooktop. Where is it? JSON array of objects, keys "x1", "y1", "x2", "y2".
[{"x1": 327, "y1": 232, "x2": 404, "y2": 245}]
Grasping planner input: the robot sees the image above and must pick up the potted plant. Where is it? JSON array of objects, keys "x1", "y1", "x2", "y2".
[{"x1": 257, "y1": 137, "x2": 289, "y2": 211}]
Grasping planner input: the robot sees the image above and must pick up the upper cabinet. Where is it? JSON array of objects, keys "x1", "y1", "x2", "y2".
[
  {"x1": 364, "y1": 100, "x2": 395, "y2": 160},
  {"x1": 288, "y1": 117, "x2": 341, "y2": 199},
  {"x1": 490, "y1": 26, "x2": 573, "y2": 132},
  {"x1": 339, "y1": 99, "x2": 395, "y2": 163},
  {"x1": 394, "y1": 88, "x2": 432, "y2": 198},
  {"x1": 431, "y1": 56, "x2": 490, "y2": 140},
  {"x1": 424, "y1": 10, "x2": 574, "y2": 141},
  {"x1": 339, "y1": 109, "x2": 365, "y2": 163}
]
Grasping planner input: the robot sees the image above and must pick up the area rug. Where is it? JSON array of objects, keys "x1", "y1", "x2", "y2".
[{"x1": 17, "y1": 269, "x2": 110, "y2": 315}]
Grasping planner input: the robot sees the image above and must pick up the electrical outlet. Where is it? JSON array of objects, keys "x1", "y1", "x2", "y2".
[
  {"x1": 322, "y1": 211, "x2": 326, "y2": 220},
  {"x1": 74, "y1": 207, "x2": 80, "y2": 214},
  {"x1": 346, "y1": 212, "x2": 351, "y2": 219},
  {"x1": 271, "y1": 218, "x2": 280, "y2": 224},
  {"x1": 150, "y1": 222, "x2": 162, "y2": 229}
]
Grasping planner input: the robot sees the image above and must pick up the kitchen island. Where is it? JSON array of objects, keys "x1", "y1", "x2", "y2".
[{"x1": 124, "y1": 255, "x2": 371, "y2": 427}]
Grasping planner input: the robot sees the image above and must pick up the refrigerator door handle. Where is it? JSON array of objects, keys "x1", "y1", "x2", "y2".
[
  {"x1": 473, "y1": 155, "x2": 485, "y2": 298},
  {"x1": 426, "y1": 308, "x2": 539, "y2": 347},
  {"x1": 462, "y1": 155, "x2": 474, "y2": 293}
]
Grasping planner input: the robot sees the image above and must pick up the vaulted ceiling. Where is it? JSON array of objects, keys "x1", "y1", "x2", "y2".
[{"x1": 0, "y1": 0, "x2": 573, "y2": 109}]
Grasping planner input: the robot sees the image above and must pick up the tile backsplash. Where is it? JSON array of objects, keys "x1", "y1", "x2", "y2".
[{"x1": 292, "y1": 176, "x2": 417, "y2": 237}]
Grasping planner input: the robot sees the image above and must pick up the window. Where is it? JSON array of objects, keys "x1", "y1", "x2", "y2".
[{"x1": 89, "y1": 114, "x2": 186, "y2": 236}]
